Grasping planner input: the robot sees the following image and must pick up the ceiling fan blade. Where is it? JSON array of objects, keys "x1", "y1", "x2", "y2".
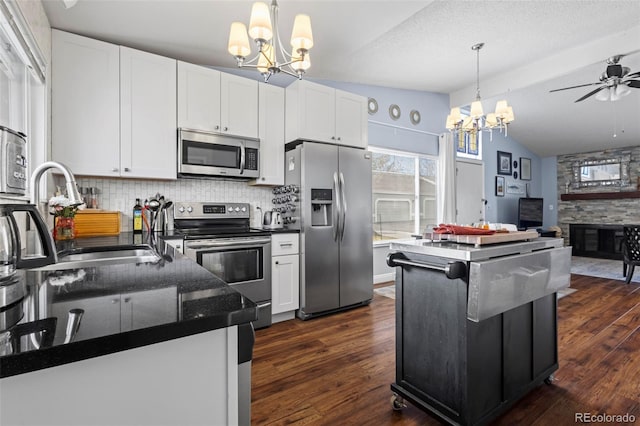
[
  {"x1": 574, "y1": 86, "x2": 608, "y2": 102},
  {"x1": 626, "y1": 80, "x2": 640, "y2": 88},
  {"x1": 626, "y1": 71, "x2": 640, "y2": 78},
  {"x1": 549, "y1": 82, "x2": 600, "y2": 93}
]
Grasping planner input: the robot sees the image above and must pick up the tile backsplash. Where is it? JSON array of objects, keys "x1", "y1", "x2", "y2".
[{"x1": 56, "y1": 177, "x2": 275, "y2": 231}]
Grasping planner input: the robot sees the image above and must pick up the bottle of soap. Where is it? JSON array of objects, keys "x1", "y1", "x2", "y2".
[{"x1": 133, "y1": 198, "x2": 143, "y2": 234}]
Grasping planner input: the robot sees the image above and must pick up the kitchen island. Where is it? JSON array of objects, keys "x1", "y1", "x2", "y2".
[
  {"x1": 387, "y1": 237, "x2": 571, "y2": 425},
  {"x1": 0, "y1": 233, "x2": 257, "y2": 426}
]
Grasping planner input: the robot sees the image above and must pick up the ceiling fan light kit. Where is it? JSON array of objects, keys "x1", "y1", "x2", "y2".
[
  {"x1": 446, "y1": 43, "x2": 515, "y2": 140},
  {"x1": 550, "y1": 54, "x2": 640, "y2": 102},
  {"x1": 227, "y1": 0, "x2": 313, "y2": 82}
]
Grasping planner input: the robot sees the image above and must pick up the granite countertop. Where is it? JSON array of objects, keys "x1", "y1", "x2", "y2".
[{"x1": 0, "y1": 232, "x2": 257, "y2": 379}]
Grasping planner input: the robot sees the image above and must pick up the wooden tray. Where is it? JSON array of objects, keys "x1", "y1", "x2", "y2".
[
  {"x1": 438, "y1": 230, "x2": 539, "y2": 247},
  {"x1": 74, "y1": 210, "x2": 121, "y2": 237}
]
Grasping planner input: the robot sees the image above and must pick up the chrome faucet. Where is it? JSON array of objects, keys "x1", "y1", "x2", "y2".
[{"x1": 29, "y1": 161, "x2": 84, "y2": 208}]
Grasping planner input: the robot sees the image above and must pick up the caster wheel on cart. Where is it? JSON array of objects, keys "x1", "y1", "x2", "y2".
[
  {"x1": 390, "y1": 394, "x2": 407, "y2": 411},
  {"x1": 544, "y1": 374, "x2": 555, "y2": 385}
]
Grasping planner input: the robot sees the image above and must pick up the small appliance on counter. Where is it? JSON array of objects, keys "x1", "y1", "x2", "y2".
[
  {"x1": 262, "y1": 210, "x2": 283, "y2": 230},
  {"x1": 1, "y1": 204, "x2": 57, "y2": 331},
  {"x1": 0, "y1": 126, "x2": 28, "y2": 196}
]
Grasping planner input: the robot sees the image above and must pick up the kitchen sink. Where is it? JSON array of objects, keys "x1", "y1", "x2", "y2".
[{"x1": 32, "y1": 245, "x2": 161, "y2": 271}]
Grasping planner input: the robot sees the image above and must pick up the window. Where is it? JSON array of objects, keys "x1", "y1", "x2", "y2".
[{"x1": 371, "y1": 147, "x2": 438, "y2": 241}]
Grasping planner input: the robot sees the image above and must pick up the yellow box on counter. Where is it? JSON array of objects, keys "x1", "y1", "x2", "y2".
[{"x1": 74, "y1": 209, "x2": 121, "y2": 237}]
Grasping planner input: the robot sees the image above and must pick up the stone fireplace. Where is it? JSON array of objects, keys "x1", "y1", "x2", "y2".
[{"x1": 557, "y1": 146, "x2": 640, "y2": 258}]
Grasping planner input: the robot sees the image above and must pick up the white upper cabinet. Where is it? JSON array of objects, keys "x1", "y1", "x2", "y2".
[
  {"x1": 52, "y1": 30, "x2": 120, "y2": 177},
  {"x1": 120, "y1": 47, "x2": 177, "y2": 180},
  {"x1": 285, "y1": 79, "x2": 367, "y2": 149},
  {"x1": 52, "y1": 30, "x2": 177, "y2": 179},
  {"x1": 177, "y1": 62, "x2": 258, "y2": 139},
  {"x1": 177, "y1": 61, "x2": 221, "y2": 132},
  {"x1": 220, "y1": 73, "x2": 258, "y2": 139},
  {"x1": 251, "y1": 83, "x2": 284, "y2": 186}
]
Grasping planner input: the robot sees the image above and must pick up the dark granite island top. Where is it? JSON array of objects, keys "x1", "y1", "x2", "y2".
[{"x1": 0, "y1": 232, "x2": 257, "y2": 379}]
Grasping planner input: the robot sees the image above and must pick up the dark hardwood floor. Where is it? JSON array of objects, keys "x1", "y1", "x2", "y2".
[{"x1": 252, "y1": 275, "x2": 640, "y2": 425}]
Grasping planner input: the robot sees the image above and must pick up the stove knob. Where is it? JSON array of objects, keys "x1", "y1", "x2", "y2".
[
  {"x1": 178, "y1": 206, "x2": 185, "y2": 213},
  {"x1": 234, "y1": 207, "x2": 241, "y2": 212},
  {"x1": 228, "y1": 206, "x2": 234, "y2": 212},
  {"x1": 187, "y1": 206, "x2": 193, "y2": 213},
  {"x1": 241, "y1": 206, "x2": 247, "y2": 212}
]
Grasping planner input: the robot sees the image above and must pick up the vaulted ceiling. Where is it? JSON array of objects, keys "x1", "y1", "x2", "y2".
[{"x1": 42, "y1": 0, "x2": 640, "y2": 157}]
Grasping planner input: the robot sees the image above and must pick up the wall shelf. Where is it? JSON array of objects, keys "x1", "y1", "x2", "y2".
[{"x1": 561, "y1": 191, "x2": 640, "y2": 201}]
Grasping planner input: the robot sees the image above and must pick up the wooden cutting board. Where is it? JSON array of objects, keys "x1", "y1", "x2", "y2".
[
  {"x1": 74, "y1": 210, "x2": 121, "y2": 237},
  {"x1": 445, "y1": 230, "x2": 539, "y2": 247}
]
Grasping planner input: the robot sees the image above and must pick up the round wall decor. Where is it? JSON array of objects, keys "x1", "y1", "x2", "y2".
[
  {"x1": 367, "y1": 98, "x2": 378, "y2": 115},
  {"x1": 513, "y1": 171, "x2": 519, "y2": 179},
  {"x1": 410, "y1": 110, "x2": 421, "y2": 125},
  {"x1": 389, "y1": 104, "x2": 401, "y2": 120},
  {"x1": 513, "y1": 160, "x2": 518, "y2": 168}
]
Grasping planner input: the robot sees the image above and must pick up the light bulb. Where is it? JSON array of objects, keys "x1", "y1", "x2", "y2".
[
  {"x1": 291, "y1": 14, "x2": 313, "y2": 53},
  {"x1": 470, "y1": 100, "x2": 484, "y2": 119},
  {"x1": 595, "y1": 87, "x2": 610, "y2": 102},
  {"x1": 249, "y1": 2, "x2": 273, "y2": 42},
  {"x1": 228, "y1": 22, "x2": 251, "y2": 58}
]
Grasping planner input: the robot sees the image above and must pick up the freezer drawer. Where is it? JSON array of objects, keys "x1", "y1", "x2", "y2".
[{"x1": 467, "y1": 246, "x2": 571, "y2": 322}]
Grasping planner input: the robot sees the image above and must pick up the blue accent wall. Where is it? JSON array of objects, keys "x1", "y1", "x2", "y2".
[{"x1": 541, "y1": 156, "x2": 558, "y2": 227}]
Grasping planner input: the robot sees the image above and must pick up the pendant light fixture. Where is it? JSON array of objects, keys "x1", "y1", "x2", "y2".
[
  {"x1": 446, "y1": 43, "x2": 515, "y2": 138},
  {"x1": 228, "y1": 0, "x2": 313, "y2": 82}
]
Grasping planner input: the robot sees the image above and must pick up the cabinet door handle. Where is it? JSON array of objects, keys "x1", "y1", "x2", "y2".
[
  {"x1": 215, "y1": 125, "x2": 220, "y2": 130},
  {"x1": 279, "y1": 243, "x2": 293, "y2": 247},
  {"x1": 331, "y1": 136, "x2": 336, "y2": 140},
  {"x1": 337, "y1": 136, "x2": 342, "y2": 141},
  {"x1": 123, "y1": 297, "x2": 131, "y2": 303},
  {"x1": 112, "y1": 167, "x2": 119, "y2": 172},
  {"x1": 124, "y1": 167, "x2": 131, "y2": 172},
  {"x1": 111, "y1": 299, "x2": 119, "y2": 304},
  {"x1": 223, "y1": 127, "x2": 228, "y2": 131},
  {"x1": 275, "y1": 261, "x2": 279, "y2": 265}
]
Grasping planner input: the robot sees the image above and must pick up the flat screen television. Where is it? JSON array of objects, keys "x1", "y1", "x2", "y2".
[{"x1": 517, "y1": 197, "x2": 543, "y2": 230}]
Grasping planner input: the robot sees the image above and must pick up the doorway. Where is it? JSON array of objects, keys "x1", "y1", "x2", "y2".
[{"x1": 456, "y1": 160, "x2": 484, "y2": 226}]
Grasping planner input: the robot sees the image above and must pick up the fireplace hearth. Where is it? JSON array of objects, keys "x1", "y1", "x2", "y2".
[{"x1": 569, "y1": 224, "x2": 624, "y2": 260}]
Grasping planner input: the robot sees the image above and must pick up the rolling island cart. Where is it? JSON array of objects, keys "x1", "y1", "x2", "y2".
[{"x1": 387, "y1": 235, "x2": 571, "y2": 425}]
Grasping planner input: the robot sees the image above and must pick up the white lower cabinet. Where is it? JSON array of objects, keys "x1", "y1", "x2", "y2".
[
  {"x1": 50, "y1": 287, "x2": 177, "y2": 340},
  {"x1": 271, "y1": 233, "x2": 299, "y2": 321}
]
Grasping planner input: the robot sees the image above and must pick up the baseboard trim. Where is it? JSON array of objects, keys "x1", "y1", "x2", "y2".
[{"x1": 374, "y1": 272, "x2": 395, "y2": 285}]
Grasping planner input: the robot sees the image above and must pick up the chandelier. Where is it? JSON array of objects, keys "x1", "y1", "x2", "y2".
[
  {"x1": 446, "y1": 43, "x2": 515, "y2": 138},
  {"x1": 227, "y1": 0, "x2": 313, "y2": 82}
]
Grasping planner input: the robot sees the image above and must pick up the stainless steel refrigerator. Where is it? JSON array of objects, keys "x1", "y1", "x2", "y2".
[{"x1": 285, "y1": 141, "x2": 373, "y2": 319}]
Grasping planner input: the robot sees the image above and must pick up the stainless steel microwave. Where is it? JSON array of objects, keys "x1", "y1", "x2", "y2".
[{"x1": 178, "y1": 128, "x2": 259, "y2": 179}]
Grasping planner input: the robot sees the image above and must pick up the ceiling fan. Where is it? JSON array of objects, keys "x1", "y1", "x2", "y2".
[{"x1": 550, "y1": 55, "x2": 640, "y2": 102}]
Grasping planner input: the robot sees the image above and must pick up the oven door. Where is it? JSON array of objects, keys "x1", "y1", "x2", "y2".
[
  {"x1": 184, "y1": 237, "x2": 271, "y2": 303},
  {"x1": 178, "y1": 128, "x2": 259, "y2": 178}
]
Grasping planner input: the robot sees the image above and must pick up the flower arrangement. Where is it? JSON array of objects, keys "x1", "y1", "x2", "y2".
[
  {"x1": 49, "y1": 195, "x2": 82, "y2": 240},
  {"x1": 48, "y1": 195, "x2": 80, "y2": 218}
]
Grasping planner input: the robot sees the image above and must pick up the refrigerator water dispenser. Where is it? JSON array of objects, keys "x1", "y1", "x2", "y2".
[{"x1": 311, "y1": 188, "x2": 332, "y2": 227}]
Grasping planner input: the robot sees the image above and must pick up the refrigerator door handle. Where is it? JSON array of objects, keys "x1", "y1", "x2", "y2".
[
  {"x1": 339, "y1": 172, "x2": 347, "y2": 241},
  {"x1": 333, "y1": 171, "x2": 341, "y2": 241}
]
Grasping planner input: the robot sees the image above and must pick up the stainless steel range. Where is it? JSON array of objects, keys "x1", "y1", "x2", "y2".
[{"x1": 174, "y1": 202, "x2": 272, "y2": 329}]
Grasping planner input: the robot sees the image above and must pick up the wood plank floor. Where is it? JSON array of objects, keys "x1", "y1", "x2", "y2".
[{"x1": 252, "y1": 275, "x2": 640, "y2": 425}]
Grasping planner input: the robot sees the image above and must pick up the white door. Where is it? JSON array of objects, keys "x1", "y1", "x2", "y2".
[
  {"x1": 272, "y1": 254, "x2": 300, "y2": 314},
  {"x1": 253, "y1": 83, "x2": 284, "y2": 186},
  {"x1": 299, "y1": 80, "x2": 335, "y2": 143},
  {"x1": 456, "y1": 160, "x2": 484, "y2": 226}
]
